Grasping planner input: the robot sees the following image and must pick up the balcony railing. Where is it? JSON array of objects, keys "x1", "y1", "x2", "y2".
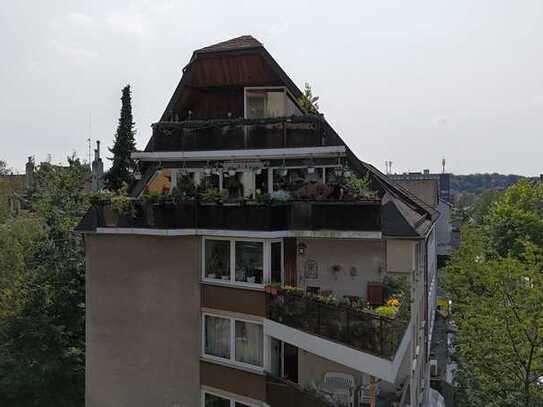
[
  {"x1": 93, "y1": 200, "x2": 382, "y2": 232},
  {"x1": 146, "y1": 116, "x2": 342, "y2": 151},
  {"x1": 266, "y1": 375, "x2": 334, "y2": 407},
  {"x1": 266, "y1": 290, "x2": 409, "y2": 360}
]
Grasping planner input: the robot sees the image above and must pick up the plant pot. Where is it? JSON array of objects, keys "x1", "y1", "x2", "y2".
[{"x1": 247, "y1": 276, "x2": 256, "y2": 284}]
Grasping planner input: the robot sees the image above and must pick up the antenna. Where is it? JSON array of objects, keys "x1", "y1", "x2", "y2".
[
  {"x1": 88, "y1": 113, "x2": 93, "y2": 164},
  {"x1": 441, "y1": 157, "x2": 446, "y2": 173}
]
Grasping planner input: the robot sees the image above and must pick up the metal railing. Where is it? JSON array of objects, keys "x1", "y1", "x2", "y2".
[
  {"x1": 148, "y1": 116, "x2": 339, "y2": 151},
  {"x1": 93, "y1": 200, "x2": 382, "y2": 232},
  {"x1": 266, "y1": 291, "x2": 410, "y2": 360}
]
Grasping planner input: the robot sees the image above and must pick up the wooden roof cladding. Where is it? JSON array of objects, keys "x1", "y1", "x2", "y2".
[{"x1": 190, "y1": 53, "x2": 282, "y2": 88}]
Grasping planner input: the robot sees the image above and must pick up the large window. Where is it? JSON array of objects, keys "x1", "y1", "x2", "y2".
[
  {"x1": 204, "y1": 315, "x2": 230, "y2": 359},
  {"x1": 245, "y1": 87, "x2": 301, "y2": 119},
  {"x1": 205, "y1": 239, "x2": 230, "y2": 281},
  {"x1": 203, "y1": 314, "x2": 264, "y2": 369},
  {"x1": 203, "y1": 238, "x2": 282, "y2": 287},
  {"x1": 235, "y1": 241, "x2": 263, "y2": 284},
  {"x1": 202, "y1": 391, "x2": 256, "y2": 407},
  {"x1": 235, "y1": 320, "x2": 263, "y2": 366}
]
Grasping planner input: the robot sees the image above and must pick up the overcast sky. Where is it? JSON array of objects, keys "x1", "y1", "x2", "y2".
[{"x1": 1, "y1": 1, "x2": 542, "y2": 175}]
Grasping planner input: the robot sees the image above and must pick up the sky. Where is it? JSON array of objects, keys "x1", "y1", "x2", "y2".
[{"x1": 1, "y1": 0, "x2": 542, "y2": 176}]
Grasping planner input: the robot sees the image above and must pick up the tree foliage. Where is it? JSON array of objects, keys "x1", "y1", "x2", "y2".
[
  {"x1": 445, "y1": 180, "x2": 543, "y2": 406},
  {"x1": 104, "y1": 84, "x2": 136, "y2": 191},
  {"x1": 0, "y1": 160, "x2": 12, "y2": 176},
  {"x1": 298, "y1": 82, "x2": 319, "y2": 114},
  {"x1": 0, "y1": 158, "x2": 89, "y2": 406}
]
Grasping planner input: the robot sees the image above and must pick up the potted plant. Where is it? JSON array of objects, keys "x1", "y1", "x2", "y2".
[
  {"x1": 141, "y1": 191, "x2": 161, "y2": 226},
  {"x1": 88, "y1": 191, "x2": 114, "y2": 226},
  {"x1": 111, "y1": 194, "x2": 135, "y2": 226},
  {"x1": 199, "y1": 187, "x2": 224, "y2": 204},
  {"x1": 265, "y1": 282, "x2": 281, "y2": 295}
]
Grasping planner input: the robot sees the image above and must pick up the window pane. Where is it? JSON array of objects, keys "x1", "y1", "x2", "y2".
[
  {"x1": 235, "y1": 241, "x2": 263, "y2": 284},
  {"x1": 235, "y1": 321, "x2": 263, "y2": 366},
  {"x1": 205, "y1": 315, "x2": 231, "y2": 359},
  {"x1": 246, "y1": 90, "x2": 285, "y2": 119},
  {"x1": 205, "y1": 393, "x2": 230, "y2": 407},
  {"x1": 271, "y1": 242, "x2": 282, "y2": 284},
  {"x1": 205, "y1": 240, "x2": 230, "y2": 280}
]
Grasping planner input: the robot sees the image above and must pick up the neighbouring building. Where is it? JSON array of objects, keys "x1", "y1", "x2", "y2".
[
  {"x1": 389, "y1": 171, "x2": 452, "y2": 259},
  {"x1": 77, "y1": 36, "x2": 440, "y2": 407}
]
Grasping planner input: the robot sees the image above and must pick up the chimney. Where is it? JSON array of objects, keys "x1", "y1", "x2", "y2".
[
  {"x1": 25, "y1": 156, "x2": 34, "y2": 190},
  {"x1": 423, "y1": 169, "x2": 430, "y2": 175},
  {"x1": 91, "y1": 141, "x2": 104, "y2": 191}
]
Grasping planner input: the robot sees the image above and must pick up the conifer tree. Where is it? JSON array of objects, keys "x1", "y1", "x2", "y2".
[{"x1": 104, "y1": 85, "x2": 136, "y2": 191}]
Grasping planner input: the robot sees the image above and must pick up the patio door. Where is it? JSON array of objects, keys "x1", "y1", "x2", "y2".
[
  {"x1": 283, "y1": 342, "x2": 299, "y2": 384},
  {"x1": 270, "y1": 339, "x2": 299, "y2": 384}
]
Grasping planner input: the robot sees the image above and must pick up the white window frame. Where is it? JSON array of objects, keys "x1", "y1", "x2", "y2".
[
  {"x1": 202, "y1": 312, "x2": 265, "y2": 373},
  {"x1": 202, "y1": 237, "x2": 283, "y2": 289},
  {"x1": 243, "y1": 86, "x2": 302, "y2": 119},
  {"x1": 201, "y1": 389, "x2": 262, "y2": 407}
]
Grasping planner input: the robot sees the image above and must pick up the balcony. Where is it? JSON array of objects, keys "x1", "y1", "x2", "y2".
[
  {"x1": 146, "y1": 116, "x2": 342, "y2": 152},
  {"x1": 266, "y1": 375, "x2": 334, "y2": 407},
  {"x1": 266, "y1": 289, "x2": 409, "y2": 360},
  {"x1": 91, "y1": 200, "x2": 382, "y2": 232}
]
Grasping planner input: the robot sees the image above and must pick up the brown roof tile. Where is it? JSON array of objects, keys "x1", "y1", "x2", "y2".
[{"x1": 196, "y1": 35, "x2": 263, "y2": 54}]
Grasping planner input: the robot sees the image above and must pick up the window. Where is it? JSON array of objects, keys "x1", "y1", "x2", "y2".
[
  {"x1": 235, "y1": 241, "x2": 263, "y2": 284},
  {"x1": 203, "y1": 314, "x2": 264, "y2": 369},
  {"x1": 205, "y1": 240, "x2": 230, "y2": 281},
  {"x1": 205, "y1": 393, "x2": 230, "y2": 407},
  {"x1": 202, "y1": 391, "x2": 257, "y2": 407},
  {"x1": 235, "y1": 321, "x2": 263, "y2": 366},
  {"x1": 203, "y1": 238, "x2": 283, "y2": 287},
  {"x1": 245, "y1": 87, "x2": 301, "y2": 119},
  {"x1": 204, "y1": 315, "x2": 230, "y2": 359}
]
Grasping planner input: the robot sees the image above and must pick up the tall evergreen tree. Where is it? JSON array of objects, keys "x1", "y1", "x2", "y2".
[{"x1": 104, "y1": 85, "x2": 136, "y2": 191}]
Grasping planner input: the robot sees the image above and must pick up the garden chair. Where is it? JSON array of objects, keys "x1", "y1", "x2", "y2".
[{"x1": 321, "y1": 372, "x2": 355, "y2": 407}]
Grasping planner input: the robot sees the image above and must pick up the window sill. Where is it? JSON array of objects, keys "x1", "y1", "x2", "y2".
[
  {"x1": 200, "y1": 355, "x2": 265, "y2": 376},
  {"x1": 201, "y1": 279, "x2": 265, "y2": 292}
]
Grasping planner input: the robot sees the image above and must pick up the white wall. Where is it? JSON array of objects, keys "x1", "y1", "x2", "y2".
[{"x1": 296, "y1": 238, "x2": 385, "y2": 299}]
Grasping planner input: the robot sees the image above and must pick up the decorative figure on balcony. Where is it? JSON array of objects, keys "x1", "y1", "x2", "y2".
[
  {"x1": 331, "y1": 264, "x2": 342, "y2": 280},
  {"x1": 304, "y1": 259, "x2": 318, "y2": 279}
]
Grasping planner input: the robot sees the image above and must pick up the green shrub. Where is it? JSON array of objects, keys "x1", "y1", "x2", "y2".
[
  {"x1": 141, "y1": 191, "x2": 161, "y2": 204},
  {"x1": 374, "y1": 305, "x2": 399, "y2": 318},
  {"x1": 88, "y1": 191, "x2": 114, "y2": 206},
  {"x1": 199, "y1": 188, "x2": 224, "y2": 202},
  {"x1": 110, "y1": 195, "x2": 134, "y2": 216}
]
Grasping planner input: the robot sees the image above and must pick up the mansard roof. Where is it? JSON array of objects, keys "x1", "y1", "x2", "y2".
[{"x1": 195, "y1": 35, "x2": 263, "y2": 54}]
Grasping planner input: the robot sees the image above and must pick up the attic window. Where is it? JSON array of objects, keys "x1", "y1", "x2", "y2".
[{"x1": 244, "y1": 87, "x2": 301, "y2": 119}]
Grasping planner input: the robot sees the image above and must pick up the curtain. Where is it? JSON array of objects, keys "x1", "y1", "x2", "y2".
[
  {"x1": 205, "y1": 315, "x2": 230, "y2": 359},
  {"x1": 235, "y1": 321, "x2": 263, "y2": 367},
  {"x1": 204, "y1": 393, "x2": 230, "y2": 407}
]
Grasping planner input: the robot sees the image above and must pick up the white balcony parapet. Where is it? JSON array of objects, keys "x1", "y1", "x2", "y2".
[
  {"x1": 131, "y1": 146, "x2": 346, "y2": 162},
  {"x1": 263, "y1": 318, "x2": 412, "y2": 383}
]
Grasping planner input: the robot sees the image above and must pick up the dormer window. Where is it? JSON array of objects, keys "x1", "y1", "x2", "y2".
[{"x1": 244, "y1": 87, "x2": 301, "y2": 119}]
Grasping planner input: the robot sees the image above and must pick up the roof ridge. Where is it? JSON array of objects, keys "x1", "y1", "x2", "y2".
[{"x1": 196, "y1": 35, "x2": 263, "y2": 53}]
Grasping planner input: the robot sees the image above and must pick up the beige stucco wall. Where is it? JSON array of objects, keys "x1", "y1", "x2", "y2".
[
  {"x1": 297, "y1": 238, "x2": 385, "y2": 299},
  {"x1": 386, "y1": 240, "x2": 415, "y2": 274},
  {"x1": 85, "y1": 234, "x2": 201, "y2": 407}
]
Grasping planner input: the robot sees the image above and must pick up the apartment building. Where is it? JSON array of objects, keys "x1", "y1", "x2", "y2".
[
  {"x1": 78, "y1": 36, "x2": 438, "y2": 407},
  {"x1": 389, "y1": 172, "x2": 452, "y2": 258}
]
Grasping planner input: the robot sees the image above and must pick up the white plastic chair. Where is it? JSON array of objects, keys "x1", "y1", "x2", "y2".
[{"x1": 322, "y1": 372, "x2": 355, "y2": 407}]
